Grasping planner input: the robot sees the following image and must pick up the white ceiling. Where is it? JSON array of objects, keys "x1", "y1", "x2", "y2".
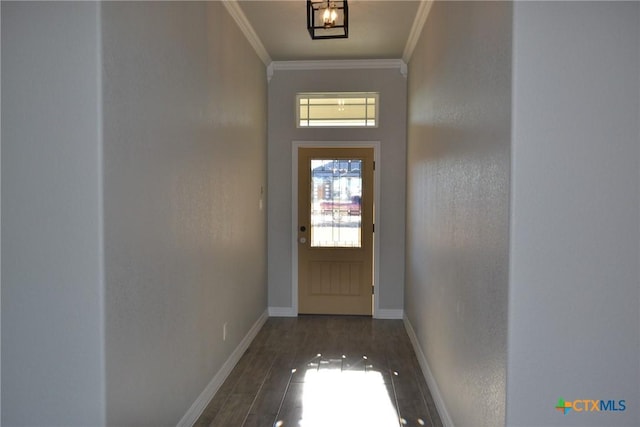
[{"x1": 236, "y1": 1, "x2": 423, "y2": 61}]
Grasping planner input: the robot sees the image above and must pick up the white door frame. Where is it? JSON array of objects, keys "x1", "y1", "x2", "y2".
[{"x1": 292, "y1": 141, "x2": 382, "y2": 317}]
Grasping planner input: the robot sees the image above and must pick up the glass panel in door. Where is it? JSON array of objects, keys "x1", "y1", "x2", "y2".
[{"x1": 310, "y1": 159, "x2": 362, "y2": 248}]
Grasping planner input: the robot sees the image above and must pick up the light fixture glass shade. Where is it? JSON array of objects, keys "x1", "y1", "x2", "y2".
[
  {"x1": 307, "y1": 0, "x2": 348, "y2": 39},
  {"x1": 322, "y1": 4, "x2": 338, "y2": 27}
]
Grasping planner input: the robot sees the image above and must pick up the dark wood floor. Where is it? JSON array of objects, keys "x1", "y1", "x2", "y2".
[{"x1": 194, "y1": 316, "x2": 442, "y2": 427}]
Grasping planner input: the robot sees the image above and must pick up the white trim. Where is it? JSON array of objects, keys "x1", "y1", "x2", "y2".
[
  {"x1": 402, "y1": 0, "x2": 434, "y2": 63},
  {"x1": 403, "y1": 315, "x2": 455, "y2": 427},
  {"x1": 221, "y1": 0, "x2": 272, "y2": 66},
  {"x1": 374, "y1": 309, "x2": 404, "y2": 320},
  {"x1": 177, "y1": 309, "x2": 269, "y2": 427},
  {"x1": 268, "y1": 306, "x2": 298, "y2": 317},
  {"x1": 272, "y1": 59, "x2": 407, "y2": 77},
  {"x1": 266, "y1": 62, "x2": 274, "y2": 82},
  {"x1": 399, "y1": 61, "x2": 408, "y2": 79},
  {"x1": 292, "y1": 141, "x2": 381, "y2": 317}
]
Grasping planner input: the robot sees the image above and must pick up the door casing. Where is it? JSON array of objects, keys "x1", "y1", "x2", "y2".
[{"x1": 292, "y1": 141, "x2": 381, "y2": 317}]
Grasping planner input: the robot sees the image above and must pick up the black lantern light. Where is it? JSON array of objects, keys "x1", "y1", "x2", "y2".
[{"x1": 307, "y1": 0, "x2": 348, "y2": 40}]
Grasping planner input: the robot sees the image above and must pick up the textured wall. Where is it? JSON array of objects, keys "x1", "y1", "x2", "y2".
[
  {"x1": 1, "y1": 2, "x2": 105, "y2": 425},
  {"x1": 101, "y1": 2, "x2": 267, "y2": 425},
  {"x1": 405, "y1": 2, "x2": 512, "y2": 426},
  {"x1": 267, "y1": 68, "x2": 407, "y2": 314},
  {"x1": 507, "y1": 2, "x2": 640, "y2": 426}
]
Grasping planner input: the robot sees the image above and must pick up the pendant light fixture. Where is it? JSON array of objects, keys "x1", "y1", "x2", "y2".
[{"x1": 307, "y1": 0, "x2": 348, "y2": 40}]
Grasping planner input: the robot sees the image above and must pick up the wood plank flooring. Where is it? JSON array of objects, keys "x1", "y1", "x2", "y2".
[{"x1": 194, "y1": 316, "x2": 442, "y2": 427}]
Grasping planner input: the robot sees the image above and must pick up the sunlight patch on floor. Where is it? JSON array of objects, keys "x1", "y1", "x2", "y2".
[{"x1": 298, "y1": 358, "x2": 400, "y2": 427}]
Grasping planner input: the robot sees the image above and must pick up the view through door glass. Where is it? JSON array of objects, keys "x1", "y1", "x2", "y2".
[{"x1": 310, "y1": 159, "x2": 362, "y2": 248}]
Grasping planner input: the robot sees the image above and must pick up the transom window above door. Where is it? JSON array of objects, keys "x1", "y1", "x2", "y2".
[{"x1": 297, "y1": 92, "x2": 379, "y2": 128}]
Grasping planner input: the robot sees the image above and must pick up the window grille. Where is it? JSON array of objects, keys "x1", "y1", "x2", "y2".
[{"x1": 297, "y1": 92, "x2": 379, "y2": 128}]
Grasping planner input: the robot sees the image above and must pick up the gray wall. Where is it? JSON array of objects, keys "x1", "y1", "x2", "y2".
[
  {"x1": 1, "y1": 2, "x2": 105, "y2": 425},
  {"x1": 405, "y1": 2, "x2": 512, "y2": 426},
  {"x1": 507, "y1": 2, "x2": 640, "y2": 426},
  {"x1": 101, "y1": 2, "x2": 267, "y2": 425},
  {"x1": 2, "y1": 2, "x2": 267, "y2": 425},
  {"x1": 1, "y1": 1, "x2": 2, "y2": 418},
  {"x1": 268, "y1": 68, "x2": 407, "y2": 313}
]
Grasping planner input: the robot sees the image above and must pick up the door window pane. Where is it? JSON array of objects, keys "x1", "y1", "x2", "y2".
[{"x1": 310, "y1": 159, "x2": 362, "y2": 247}]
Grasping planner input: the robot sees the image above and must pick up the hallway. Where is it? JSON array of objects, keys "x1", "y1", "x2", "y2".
[
  {"x1": 2, "y1": 1, "x2": 639, "y2": 426},
  {"x1": 195, "y1": 316, "x2": 442, "y2": 427}
]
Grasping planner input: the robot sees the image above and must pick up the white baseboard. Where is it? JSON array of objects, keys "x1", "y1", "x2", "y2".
[
  {"x1": 374, "y1": 308, "x2": 404, "y2": 319},
  {"x1": 177, "y1": 309, "x2": 269, "y2": 427},
  {"x1": 403, "y1": 315, "x2": 455, "y2": 427},
  {"x1": 268, "y1": 307, "x2": 403, "y2": 319},
  {"x1": 268, "y1": 306, "x2": 298, "y2": 317}
]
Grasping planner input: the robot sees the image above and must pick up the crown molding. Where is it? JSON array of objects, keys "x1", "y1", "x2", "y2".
[
  {"x1": 266, "y1": 63, "x2": 275, "y2": 82},
  {"x1": 269, "y1": 59, "x2": 407, "y2": 81},
  {"x1": 402, "y1": 0, "x2": 434, "y2": 63},
  {"x1": 221, "y1": 0, "x2": 272, "y2": 66}
]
